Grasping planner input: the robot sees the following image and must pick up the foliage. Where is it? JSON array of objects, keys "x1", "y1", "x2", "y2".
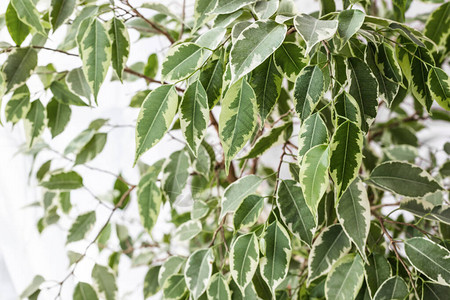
[{"x1": 1, "y1": 0, "x2": 450, "y2": 299}]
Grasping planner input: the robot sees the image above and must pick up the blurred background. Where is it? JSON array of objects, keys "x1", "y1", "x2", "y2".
[{"x1": 0, "y1": 0, "x2": 446, "y2": 299}]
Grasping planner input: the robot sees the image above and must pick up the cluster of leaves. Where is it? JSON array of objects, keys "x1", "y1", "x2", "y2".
[{"x1": 1, "y1": 0, "x2": 450, "y2": 299}]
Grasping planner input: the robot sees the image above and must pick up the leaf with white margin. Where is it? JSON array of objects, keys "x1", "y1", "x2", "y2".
[
  {"x1": 373, "y1": 276, "x2": 409, "y2": 300},
  {"x1": 229, "y1": 279, "x2": 259, "y2": 299},
  {"x1": 329, "y1": 120, "x2": 364, "y2": 198},
  {"x1": 138, "y1": 181, "x2": 161, "y2": 235},
  {"x1": 92, "y1": 264, "x2": 117, "y2": 300},
  {"x1": 375, "y1": 43, "x2": 403, "y2": 84},
  {"x1": 325, "y1": 254, "x2": 364, "y2": 300},
  {"x1": 229, "y1": 20, "x2": 286, "y2": 84},
  {"x1": 428, "y1": 67, "x2": 450, "y2": 111},
  {"x1": 163, "y1": 274, "x2": 188, "y2": 300},
  {"x1": 161, "y1": 43, "x2": 209, "y2": 83},
  {"x1": 293, "y1": 65, "x2": 325, "y2": 121},
  {"x1": 79, "y1": 19, "x2": 112, "y2": 102},
  {"x1": 193, "y1": 0, "x2": 217, "y2": 31},
  {"x1": 219, "y1": 78, "x2": 258, "y2": 174},
  {"x1": 2, "y1": 47, "x2": 37, "y2": 92},
  {"x1": 180, "y1": 80, "x2": 209, "y2": 156},
  {"x1": 162, "y1": 150, "x2": 190, "y2": 205},
  {"x1": 41, "y1": 171, "x2": 83, "y2": 190},
  {"x1": 294, "y1": 14, "x2": 338, "y2": 54},
  {"x1": 233, "y1": 195, "x2": 264, "y2": 230},
  {"x1": 184, "y1": 248, "x2": 214, "y2": 300},
  {"x1": 200, "y1": 59, "x2": 224, "y2": 108},
  {"x1": 25, "y1": 100, "x2": 45, "y2": 147},
  {"x1": 47, "y1": 99, "x2": 71, "y2": 138},
  {"x1": 195, "y1": 27, "x2": 227, "y2": 49},
  {"x1": 231, "y1": 21, "x2": 252, "y2": 43},
  {"x1": 404, "y1": 237, "x2": 450, "y2": 286},
  {"x1": 298, "y1": 113, "x2": 328, "y2": 160},
  {"x1": 6, "y1": 3, "x2": 30, "y2": 46},
  {"x1": 67, "y1": 211, "x2": 96, "y2": 243},
  {"x1": 364, "y1": 254, "x2": 392, "y2": 297},
  {"x1": 220, "y1": 175, "x2": 263, "y2": 221},
  {"x1": 108, "y1": 17, "x2": 130, "y2": 81},
  {"x1": 336, "y1": 177, "x2": 370, "y2": 261},
  {"x1": 73, "y1": 282, "x2": 98, "y2": 300},
  {"x1": 384, "y1": 144, "x2": 418, "y2": 162},
  {"x1": 11, "y1": 0, "x2": 45, "y2": 35},
  {"x1": 336, "y1": 9, "x2": 365, "y2": 49},
  {"x1": 50, "y1": 0, "x2": 76, "y2": 31},
  {"x1": 277, "y1": 180, "x2": 316, "y2": 246},
  {"x1": 158, "y1": 256, "x2": 185, "y2": 287},
  {"x1": 5, "y1": 84, "x2": 30, "y2": 124},
  {"x1": 369, "y1": 161, "x2": 443, "y2": 197},
  {"x1": 213, "y1": 0, "x2": 259, "y2": 14},
  {"x1": 411, "y1": 47, "x2": 434, "y2": 111},
  {"x1": 273, "y1": 42, "x2": 307, "y2": 82},
  {"x1": 334, "y1": 91, "x2": 361, "y2": 126},
  {"x1": 66, "y1": 68, "x2": 91, "y2": 100},
  {"x1": 299, "y1": 144, "x2": 329, "y2": 216},
  {"x1": 254, "y1": 0, "x2": 279, "y2": 19},
  {"x1": 134, "y1": 85, "x2": 178, "y2": 164},
  {"x1": 207, "y1": 273, "x2": 231, "y2": 300},
  {"x1": 259, "y1": 221, "x2": 292, "y2": 294},
  {"x1": 422, "y1": 281, "x2": 450, "y2": 300},
  {"x1": 174, "y1": 220, "x2": 202, "y2": 241},
  {"x1": 308, "y1": 224, "x2": 352, "y2": 284},
  {"x1": 230, "y1": 233, "x2": 259, "y2": 291},
  {"x1": 50, "y1": 81, "x2": 88, "y2": 106}
]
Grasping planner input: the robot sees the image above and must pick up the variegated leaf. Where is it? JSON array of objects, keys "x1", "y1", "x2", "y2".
[
  {"x1": 293, "y1": 65, "x2": 324, "y2": 121},
  {"x1": 158, "y1": 256, "x2": 185, "y2": 287},
  {"x1": 50, "y1": 81, "x2": 88, "y2": 106},
  {"x1": 294, "y1": 14, "x2": 338, "y2": 54},
  {"x1": 138, "y1": 181, "x2": 161, "y2": 235},
  {"x1": 46, "y1": 98, "x2": 71, "y2": 138},
  {"x1": 219, "y1": 78, "x2": 258, "y2": 173},
  {"x1": 161, "y1": 43, "x2": 208, "y2": 82},
  {"x1": 207, "y1": 273, "x2": 231, "y2": 300},
  {"x1": 180, "y1": 80, "x2": 209, "y2": 156},
  {"x1": 373, "y1": 276, "x2": 409, "y2": 300},
  {"x1": 163, "y1": 274, "x2": 187, "y2": 300},
  {"x1": 213, "y1": 0, "x2": 258, "y2": 14},
  {"x1": 428, "y1": 67, "x2": 450, "y2": 111},
  {"x1": 11, "y1": 0, "x2": 45, "y2": 35},
  {"x1": 195, "y1": 27, "x2": 227, "y2": 50},
  {"x1": 50, "y1": 0, "x2": 76, "y2": 31},
  {"x1": 336, "y1": 9, "x2": 365, "y2": 49},
  {"x1": 5, "y1": 84, "x2": 30, "y2": 124},
  {"x1": 135, "y1": 85, "x2": 178, "y2": 164},
  {"x1": 66, "y1": 68, "x2": 91, "y2": 100},
  {"x1": 5, "y1": 3, "x2": 30, "y2": 46},
  {"x1": 92, "y1": 264, "x2": 117, "y2": 300},
  {"x1": 25, "y1": 100, "x2": 45, "y2": 147},
  {"x1": 2, "y1": 47, "x2": 37, "y2": 92},
  {"x1": 162, "y1": 150, "x2": 190, "y2": 205},
  {"x1": 273, "y1": 42, "x2": 307, "y2": 82},
  {"x1": 233, "y1": 195, "x2": 264, "y2": 230},
  {"x1": 375, "y1": 43, "x2": 403, "y2": 83},
  {"x1": 67, "y1": 211, "x2": 96, "y2": 243},
  {"x1": 230, "y1": 233, "x2": 259, "y2": 290},
  {"x1": 325, "y1": 254, "x2": 365, "y2": 300},
  {"x1": 253, "y1": 0, "x2": 279, "y2": 19},
  {"x1": 365, "y1": 254, "x2": 392, "y2": 297},
  {"x1": 411, "y1": 47, "x2": 434, "y2": 111},
  {"x1": 334, "y1": 91, "x2": 361, "y2": 126},
  {"x1": 108, "y1": 17, "x2": 130, "y2": 81},
  {"x1": 298, "y1": 112, "x2": 328, "y2": 160},
  {"x1": 184, "y1": 248, "x2": 214, "y2": 300},
  {"x1": 277, "y1": 180, "x2": 316, "y2": 246},
  {"x1": 200, "y1": 59, "x2": 224, "y2": 108},
  {"x1": 175, "y1": 220, "x2": 202, "y2": 241}
]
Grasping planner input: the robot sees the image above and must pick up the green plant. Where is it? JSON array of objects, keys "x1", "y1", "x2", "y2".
[{"x1": 1, "y1": 0, "x2": 450, "y2": 299}]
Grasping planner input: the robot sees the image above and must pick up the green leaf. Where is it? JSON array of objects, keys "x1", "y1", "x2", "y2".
[
  {"x1": 175, "y1": 220, "x2": 202, "y2": 241},
  {"x1": 46, "y1": 98, "x2": 71, "y2": 138},
  {"x1": 59, "y1": 6, "x2": 98, "y2": 51},
  {"x1": 373, "y1": 276, "x2": 409, "y2": 300},
  {"x1": 259, "y1": 221, "x2": 292, "y2": 294},
  {"x1": 161, "y1": 43, "x2": 208, "y2": 82},
  {"x1": 336, "y1": 177, "x2": 370, "y2": 261},
  {"x1": 229, "y1": 20, "x2": 286, "y2": 84},
  {"x1": 250, "y1": 56, "x2": 282, "y2": 122},
  {"x1": 163, "y1": 274, "x2": 188, "y2": 300},
  {"x1": 231, "y1": 21, "x2": 252, "y2": 43},
  {"x1": 25, "y1": 100, "x2": 45, "y2": 147},
  {"x1": 2, "y1": 47, "x2": 37, "y2": 92},
  {"x1": 213, "y1": 0, "x2": 258, "y2": 14},
  {"x1": 185, "y1": 248, "x2": 215, "y2": 300},
  {"x1": 230, "y1": 233, "x2": 259, "y2": 290},
  {"x1": 219, "y1": 78, "x2": 258, "y2": 173},
  {"x1": 411, "y1": 47, "x2": 434, "y2": 111},
  {"x1": 293, "y1": 65, "x2": 325, "y2": 121},
  {"x1": 50, "y1": 0, "x2": 76, "y2": 31},
  {"x1": 74, "y1": 133, "x2": 107, "y2": 165},
  {"x1": 144, "y1": 265, "x2": 161, "y2": 298},
  {"x1": 158, "y1": 256, "x2": 185, "y2": 287},
  {"x1": 5, "y1": 3, "x2": 30, "y2": 46},
  {"x1": 193, "y1": 0, "x2": 217, "y2": 31},
  {"x1": 329, "y1": 120, "x2": 363, "y2": 198},
  {"x1": 277, "y1": 180, "x2": 316, "y2": 246},
  {"x1": 207, "y1": 273, "x2": 231, "y2": 300},
  {"x1": 220, "y1": 175, "x2": 263, "y2": 220},
  {"x1": 162, "y1": 150, "x2": 190, "y2": 204},
  {"x1": 73, "y1": 282, "x2": 98, "y2": 300},
  {"x1": 11, "y1": 0, "x2": 45, "y2": 35},
  {"x1": 79, "y1": 19, "x2": 112, "y2": 101},
  {"x1": 64, "y1": 129, "x2": 96, "y2": 155},
  {"x1": 180, "y1": 80, "x2": 209, "y2": 156},
  {"x1": 273, "y1": 42, "x2": 307, "y2": 82},
  {"x1": 66, "y1": 68, "x2": 92, "y2": 101},
  {"x1": 144, "y1": 53, "x2": 158, "y2": 78},
  {"x1": 294, "y1": 14, "x2": 338, "y2": 54},
  {"x1": 192, "y1": 199, "x2": 210, "y2": 219},
  {"x1": 424, "y1": 2, "x2": 450, "y2": 49},
  {"x1": 422, "y1": 281, "x2": 450, "y2": 300},
  {"x1": 298, "y1": 113, "x2": 328, "y2": 159},
  {"x1": 428, "y1": 67, "x2": 450, "y2": 111},
  {"x1": 384, "y1": 144, "x2": 418, "y2": 162},
  {"x1": 20, "y1": 275, "x2": 45, "y2": 299},
  {"x1": 336, "y1": 9, "x2": 365, "y2": 49},
  {"x1": 92, "y1": 264, "x2": 117, "y2": 300},
  {"x1": 41, "y1": 171, "x2": 83, "y2": 190},
  {"x1": 364, "y1": 254, "x2": 392, "y2": 297},
  {"x1": 138, "y1": 181, "x2": 161, "y2": 235},
  {"x1": 254, "y1": 0, "x2": 279, "y2": 19},
  {"x1": 5, "y1": 84, "x2": 30, "y2": 124},
  {"x1": 404, "y1": 237, "x2": 450, "y2": 286},
  {"x1": 334, "y1": 91, "x2": 361, "y2": 126},
  {"x1": 50, "y1": 81, "x2": 88, "y2": 106},
  {"x1": 196, "y1": 27, "x2": 227, "y2": 50},
  {"x1": 135, "y1": 85, "x2": 178, "y2": 164},
  {"x1": 230, "y1": 279, "x2": 259, "y2": 299},
  {"x1": 200, "y1": 59, "x2": 224, "y2": 108},
  {"x1": 375, "y1": 43, "x2": 403, "y2": 84},
  {"x1": 233, "y1": 195, "x2": 264, "y2": 230},
  {"x1": 369, "y1": 161, "x2": 443, "y2": 197},
  {"x1": 67, "y1": 211, "x2": 96, "y2": 243},
  {"x1": 308, "y1": 224, "x2": 351, "y2": 284},
  {"x1": 325, "y1": 254, "x2": 365, "y2": 300},
  {"x1": 346, "y1": 57, "x2": 378, "y2": 132},
  {"x1": 108, "y1": 17, "x2": 130, "y2": 81}
]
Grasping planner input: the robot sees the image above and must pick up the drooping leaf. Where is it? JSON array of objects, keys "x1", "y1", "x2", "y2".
[
  {"x1": 50, "y1": 81, "x2": 89, "y2": 106},
  {"x1": 336, "y1": 177, "x2": 370, "y2": 261},
  {"x1": 230, "y1": 233, "x2": 259, "y2": 290},
  {"x1": 375, "y1": 43, "x2": 403, "y2": 84},
  {"x1": 219, "y1": 78, "x2": 258, "y2": 173},
  {"x1": 277, "y1": 180, "x2": 316, "y2": 246},
  {"x1": 193, "y1": 0, "x2": 218, "y2": 31},
  {"x1": 143, "y1": 265, "x2": 161, "y2": 298},
  {"x1": 180, "y1": 80, "x2": 209, "y2": 156},
  {"x1": 233, "y1": 195, "x2": 264, "y2": 230},
  {"x1": 424, "y1": 2, "x2": 450, "y2": 51},
  {"x1": 373, "y1": 276, "x2": 409, "y2": 300},
  {"x1": 92, "y1": 264, "x2": 117, "y2": 300},
  {"x1": 298, "y1": 113, "x2": 328, "y2": 160},
  {"x1": 2, "y1": 47, "x2": 37, "y2": 92},
  {"x1": 207, "y1": 273, "x2": 231, "y2": 300},
  {"x1": 5, "y1": 84, "x2": 30, "y2": 124},
  {"x1": 428, "y1": 67, "x2": 450, "y2": 111},
  {"x1": 67, "y1": 211, "x2": 96, "y2": 243},
  {"x1": 11, "y1": 0, "x2": 45, "y2": 35},
  {"x1": 108, "y1": 17, "x2": 130, "y2": 81},
  {"x1": 259, "y1": 221, "x2": 292, "y2": 294},
  {"x1": 138, "y1": 181, "x2": 161, "y2": 235},
  {"x1": 25, "y1": 100, "x2": 45, "y2": 147},
  {"x1": 229, "y1": 20, "x2": 286, "y2": 84},
  {"x1": 299, "y1": 144, "x2": 330, "y2": 216},
  {"x1": 364, "y1": 254, "x2": 392, "y2": 297},
  {"x1": 5, "y1": 3, "x2": 30, "y2": 46},
  {"x1": 329, "y1": 120, "x2": 364, "y2": 198},
  {"x1": 369, "y1": 161, "x2": 443, "y2": 197},
  {"x1": 66, "y1": 68, "x2": 92, "y2": 101},
  {"x1": 325, "y1": 254, "x2": 365, "y2": 300},
  {"x1": 161, "y1": 43, "x2": 208, "y2": 82},
  {"x1": 336, "y1": 9, "x2": 365, "y2": 49},
  {"x1": 410, "y1": 47, "x2": 434, "y2": 111},
  {"x1": 75, "y1": 133, "x2": 107, "y2": 165},
  {"x1": 184, "y1": 248, "x2": 215, "y2": 300},
  {"x1": 293, "y1": 65, "x2": 324, "y2": 121},
  {"x1": 135, "y1": 85, "x2": 178, "y2": 164},
  {"x1": 73, "y1": 282, "x2": 98, "y2": 300},
  {"x1": 46, "y1": 98, "x2": 71, "y2": 138},
  {"x1": 220, "y1": 175, "x2": 263, "y2": 220},
  {"x1": 273, "y1": 42, "x2": 307, "y2": 82},
  {"x1": 404, "y1": 237, "x2": 450, "y2": 286},
  {"x1": 200, "y1": 58, "x2": 224, "y2": 108},
  {"x1": 162, "y1": 150, "x2": 190, "y2": 205},
  {"x1": 50, "y1": 0, "x2": 76, "y2": 31},
  {"x1": 59, "y1": 6, "x2": 99, "y2": 51},
  {"x1": 41, "y1": 171, "x2": 84, "y2": 190},
  {"x1": 294, "y1": 14, "x2": 338, "y2": 54}
]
